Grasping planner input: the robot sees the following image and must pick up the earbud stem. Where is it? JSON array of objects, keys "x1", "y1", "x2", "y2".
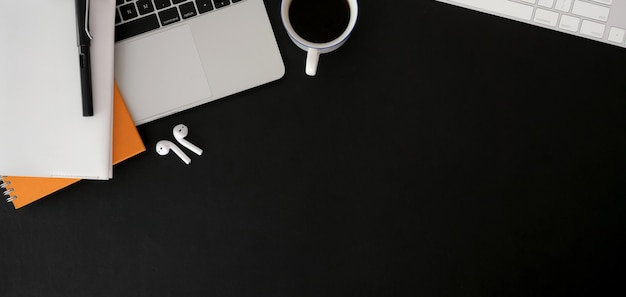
[
  {"x1": 179, "y1": 139, "x2": 203, "y2": 156},
  {"x1": 171, "y1": 145, "x2": 192, "y2": 164}
]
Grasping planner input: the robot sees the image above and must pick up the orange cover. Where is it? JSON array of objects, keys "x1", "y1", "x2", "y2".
[{"x1": 4, "y1": 84, "x2": 145, "y2": 209}]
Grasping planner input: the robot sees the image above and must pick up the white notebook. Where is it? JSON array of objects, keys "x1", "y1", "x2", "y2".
[{"x1": 0, "y1": 0, "x2": 115, "y2": 180}]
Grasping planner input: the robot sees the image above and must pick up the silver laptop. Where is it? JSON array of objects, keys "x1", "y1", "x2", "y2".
[
  {"x1": 114, "y1": 0, "x2": 285, "y2": 125},
  {"x1": 437, "y1": 0, "x2": 626, "y2": 49}
]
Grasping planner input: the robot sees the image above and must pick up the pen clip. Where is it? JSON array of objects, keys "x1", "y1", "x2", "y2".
[{"x1": 84, "y1": 0, "x2": 93, "y2": 40}]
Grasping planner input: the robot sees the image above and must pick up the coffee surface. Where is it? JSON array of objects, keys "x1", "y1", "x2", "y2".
[{"x1": 289, "y1": 0, "x2": 350, "y2": 44}]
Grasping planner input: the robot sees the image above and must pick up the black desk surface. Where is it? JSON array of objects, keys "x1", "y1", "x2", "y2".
[{"x1": 2, "y1": 1, "x2": 625, "y2": 296}]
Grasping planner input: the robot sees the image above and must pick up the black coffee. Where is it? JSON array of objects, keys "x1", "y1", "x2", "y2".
[{"x1": 289, "y1": 0, "x2": 351, "y2": 44}]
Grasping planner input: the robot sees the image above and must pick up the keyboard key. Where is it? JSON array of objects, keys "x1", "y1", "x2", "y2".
[
  {"x1": 159, "y1": 7, "x2": 181, "y2": 26},
  {"x1": 180, "y1": 2, "x2": 198, "y2": 19},
  {"x1": 558, "y1": 14, "x2": 580, "y2": 32},
  {"x1": 537, "y1": 0, "x2": 554, "y2": 8},
  {"x1": 590, "y1": 0, "x2": 612, "y2": 5},
  {"x1": 154, "y1": 0, "x2": 171, "y2": 10},
  {"x1": 446, "y1": 0, "x2": 534, "y2": 21},
  {"x1": 173, "y1": 0, "x2": 187, "y2": 3},
  {"x1": 571, "y1": 0, "x2": 610, "y2": 22},
  {"x1": 116, "y1": 0, "x2": 125, "y2": 5},
  {"x1": 115, "y1": 14, "x2": 161, "y2": 42},
  {"x1": 580, "y1": 20, "x2": 605, "y2": 39},
  {"x1": 136, "y1": 0, "x2": 155, "y2": 15},
  {"x1": 214, "y1": 0, "x2": 230, "y2": 9},
  {"x1": 554, "y1": 0, "x2": 572, "y2": 12},
  {"x1": 608, "y1": 27, "x2": 625, "y2": 44},
  {"x1": 196, "y1": 0, "x2": 214, "y2": 13},
  {"x1": 533, "y1": 8, "x2": 558, "y2": 27},
  {"x1": 120, "y1": 3, "x2": 138, "y2": 21}
]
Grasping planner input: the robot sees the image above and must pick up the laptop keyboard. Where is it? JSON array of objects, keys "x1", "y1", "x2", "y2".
[{"x1": 115, "y1": 0, "x2": 243, "y2": 42}]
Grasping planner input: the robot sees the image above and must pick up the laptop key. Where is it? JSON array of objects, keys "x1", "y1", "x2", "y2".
[
  {"x1": 159, "y1": 7, "x2": 181, "y2": 26},
  {"x1": 180, "y1": 2, "x2": 198, "y2": 19},
  {"x1": 136, "y1": 0, "x2": 155, "y2": 15},
  {"x1": 196, "y1": 0, "x2": 214, "y2": 13},
  {"x1": 115, "y1": 14, "x2": 160, "y2": 42},
  {"x1": 120, "y1": 3, "x2": 139, "y2": 21},
  {"x1": 214, "y1": 1, "x2": 230, "y2": 9},
  {"x1": 153, "y1": 0, "x2": 171, "y2": 10}
]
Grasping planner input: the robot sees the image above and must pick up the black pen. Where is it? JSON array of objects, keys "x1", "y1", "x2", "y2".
[{"x1": 75, "y1": 0, "x2": 93, "y2": 117}]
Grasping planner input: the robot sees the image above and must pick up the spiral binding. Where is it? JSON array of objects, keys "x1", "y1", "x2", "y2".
[{"x1": 1, "y1": 176, "x2": 17, "y2": 203}]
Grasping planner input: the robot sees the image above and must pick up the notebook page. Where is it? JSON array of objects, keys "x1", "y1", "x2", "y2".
[{"x1": 0, "y1": 0, "x2": 114, "y2": 180}]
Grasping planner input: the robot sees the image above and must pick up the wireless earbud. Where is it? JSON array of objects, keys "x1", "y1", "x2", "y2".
[
  {"x1": 156, "y1": 140, "x2": 191, "y2": 165},
  {"x1": 173, "y1": 124, "x2": 203, "y2": 155}
]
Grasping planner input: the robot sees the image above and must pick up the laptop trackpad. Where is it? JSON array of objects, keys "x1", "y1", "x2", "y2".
[{"x1": 115, "y1": 25, "x2": 212, "y2": 122}]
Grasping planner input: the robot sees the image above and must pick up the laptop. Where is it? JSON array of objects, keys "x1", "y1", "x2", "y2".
[
  {"x1": 436, "y1": 0, "x2": 626, "y2": 50},
  {"x1": 114, "y1": 0, "x2": 285, "y2": 125}
]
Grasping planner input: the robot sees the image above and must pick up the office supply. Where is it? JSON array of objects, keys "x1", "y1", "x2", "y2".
[
  {"x1": 3, "y1": 2, "x2": 626, "y2": 296},
  {"x1": 75, "y1": 0, "x2": 95, "y2": 116},
  {"x1": 0, "y1": 1, "x2": 115, "y2": 179},
  {"x1": 437, "y1": 0, "x2": 626, "y2": 49},
  {"x1": 1, "y1": 84, "x2": 146, "y2": 209},
  {"x1": 114, "y1": 0, "x2": 285, "y2": 124}
]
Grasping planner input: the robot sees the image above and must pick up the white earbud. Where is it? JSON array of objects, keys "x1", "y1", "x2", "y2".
[
  {"x1": 156, "y1": 140, "x2": 191, "y2": 164},
  {"x1": 173, "y1": 124, "x2": 203, "y2": 155}
]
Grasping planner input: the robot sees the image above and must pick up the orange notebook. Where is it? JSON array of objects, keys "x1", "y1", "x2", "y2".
[{"x1": 1, "y1": 84, "x2": 145, "y2": 209}]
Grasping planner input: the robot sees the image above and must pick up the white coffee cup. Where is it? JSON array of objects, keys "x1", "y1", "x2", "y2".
[{"x1": 281, "y1": 0, "x2": 359, "y2": 76}]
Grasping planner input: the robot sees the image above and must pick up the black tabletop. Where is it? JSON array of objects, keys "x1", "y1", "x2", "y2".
[{"x1": 2, "y1": 1, "x2": 625, "y2": 296}]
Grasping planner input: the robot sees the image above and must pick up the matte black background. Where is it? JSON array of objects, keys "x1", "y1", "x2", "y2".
[{"x1": 2, "y1": 1, "x2": 625, "y2": 296}]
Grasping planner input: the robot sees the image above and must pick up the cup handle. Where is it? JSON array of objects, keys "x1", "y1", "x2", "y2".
[{"x1": 305, "y1": 48, "x2": 320, "y2": 76}]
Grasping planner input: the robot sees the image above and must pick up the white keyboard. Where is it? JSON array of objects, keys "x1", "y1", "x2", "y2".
[{"x1": 437, "y1": 0, "x2": 626, "y2": 49}]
